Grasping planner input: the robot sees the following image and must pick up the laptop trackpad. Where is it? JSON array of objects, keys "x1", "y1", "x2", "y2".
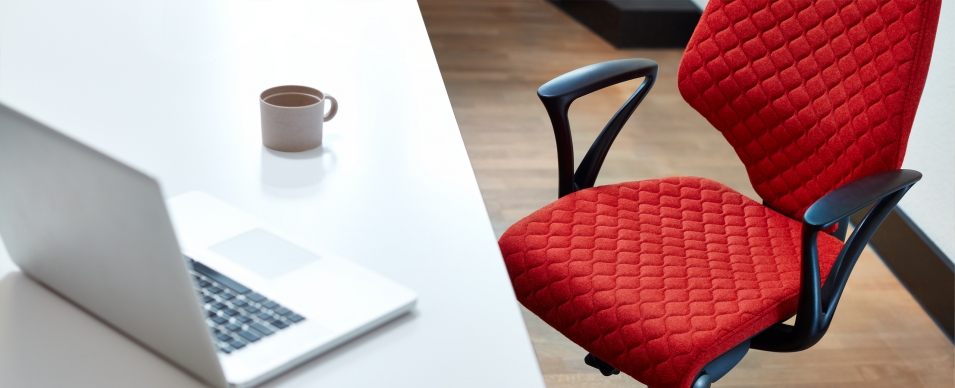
[{"x1": 209, "y1": 229, "x2": 320, "y2": 279}]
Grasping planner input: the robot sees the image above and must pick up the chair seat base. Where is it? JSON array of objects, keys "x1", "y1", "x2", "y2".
[
  {"x1": 584, "y1": 353, "x2": 620, "y2": 376},
  {"x1": 585, "y1": 338, "x2": 750, "y2": 386},
  {"x1": 584, "y1": 355, "x2": 713, "y2": 388}
]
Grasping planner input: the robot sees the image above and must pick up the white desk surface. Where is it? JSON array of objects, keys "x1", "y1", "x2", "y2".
[{"x1": 0, "y1": 1, "x2": 546, "y2": 387}]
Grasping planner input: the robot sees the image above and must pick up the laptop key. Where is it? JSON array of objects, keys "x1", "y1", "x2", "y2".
[
  {"x1": 220, "y1": 292, "x2": 235, "y2": 301},
  {"x1": 244, "y1": 306, "x2": 259, "y2": 313},
  {"x1": 224, "y1": 323, "x2": 241, "y2": 332},
  {"x1": 274, "y1": 307, "x2": 291, "y2": 316},
  {"x1": 202, "y1": 296, "x2": 215, "y2": 304},
  {"x1": 232, "y1": 299, "x2": 247, "y2": 307},
  {"x1": 256, "y1": 312, "x2": 272, "y2": 320},
  {"x1": 222, "y1": 309, "x2": 239, "y2": 316},
  {"x1": 270, "y1": 320, "x2": 289, "y2": 329},
  {"x1": 229, "y1": 340, "x2": 246, "y2": 350},
  {"x1": 250, "y1": 323, "x2": 274, "y2": 336},
  {"x1": 216, "y1": 333, "x2": 232, "y2": 342},
  {"x1": 211, "y1": 316, "x2": 228, "y2": 325},
  {"x1": 235, "y1": 315, "x2": 252, "y2": 323},
  {"x1": 246, "y1": 293, "x2": 266, "y2": 302},
  {"x1": 262, "y1": 300, "x2": 278, "y2": 309},
  {"x1": 211, "y1": 302, "x2": 226, "y2": 311},
  {"x1": 190, "y1": 260, "x2": 251, "y2": 294},
  {"x1": 237, "y1": 330, "x2": 261, "y2": 343},
  {"x1": 287, "y1": 314, "x2": 305, "y2": 323}
]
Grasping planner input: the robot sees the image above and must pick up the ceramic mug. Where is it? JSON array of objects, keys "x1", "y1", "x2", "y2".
[{"x1": 260, "y1": 85, "x2": 338, "y2": 152}]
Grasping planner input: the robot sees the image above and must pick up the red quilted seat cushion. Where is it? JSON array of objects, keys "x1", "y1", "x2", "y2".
[
  {"x1": 677, "y1": 0, "x2": 941, "y2": 220},
  {"x1": 499, "y1": 177, "x2": 843, "y2": 388}
]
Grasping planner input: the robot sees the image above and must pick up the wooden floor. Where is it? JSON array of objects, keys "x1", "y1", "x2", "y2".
[{"x1": 417, "y1": 1, "x2": 954, "y2": 387}]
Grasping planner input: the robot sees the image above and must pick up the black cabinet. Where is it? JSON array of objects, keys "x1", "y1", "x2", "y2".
[{"x1": 550, "y1": 0, "x2": 702, "y2": 48}]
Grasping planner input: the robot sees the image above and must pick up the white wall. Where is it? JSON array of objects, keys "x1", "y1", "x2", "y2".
[{"x1": 898, "y1": 0, "x2": 954, "y2": 263}]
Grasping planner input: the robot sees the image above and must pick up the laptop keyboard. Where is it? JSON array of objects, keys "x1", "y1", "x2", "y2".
[{"x1": 187, "y1": 258, "x2": 305, "y2": 354}]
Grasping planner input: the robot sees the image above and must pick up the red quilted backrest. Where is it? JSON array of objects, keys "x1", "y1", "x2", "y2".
[{"x1": 677, "y1": 0, "x2": 941, "y2": 220}]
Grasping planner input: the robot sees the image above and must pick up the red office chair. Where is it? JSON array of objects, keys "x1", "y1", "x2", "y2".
[{"x1": 498, "y1": 0, "x2": 941, "y2": 387}]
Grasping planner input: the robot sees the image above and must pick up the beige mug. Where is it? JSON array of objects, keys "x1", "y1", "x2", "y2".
[{"x1": 260, "y1": 85, "x2": 339, "y2": 152}]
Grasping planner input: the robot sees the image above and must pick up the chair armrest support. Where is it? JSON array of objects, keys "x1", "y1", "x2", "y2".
[
  {"x1": 752, "y1": 169, "x2": 921, "y2": 352},
  {"x1": 803, "y1": 169, "x2": 922, "y2": 228},
  {"x1": 538, "y1": 59, "x2": 658, "y2": 197}
]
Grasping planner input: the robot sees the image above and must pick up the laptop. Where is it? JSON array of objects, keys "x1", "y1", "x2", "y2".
[{"x1": 0, "y1": 102, "x2": 418, "y2": 387}]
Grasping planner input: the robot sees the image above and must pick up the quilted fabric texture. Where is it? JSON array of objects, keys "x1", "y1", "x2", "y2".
[
  {"x1": 500, "y1": 177, "x2": 844, "y2": 388},
  {"x1": 678, "y1": 0, "x2": 941, "y2": 220}
]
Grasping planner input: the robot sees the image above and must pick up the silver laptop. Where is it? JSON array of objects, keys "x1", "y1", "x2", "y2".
[{"x1": 0, "y1": 102, "x2": 418, "y2": 387}]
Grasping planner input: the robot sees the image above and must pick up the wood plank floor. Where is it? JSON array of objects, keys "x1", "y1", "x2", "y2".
[{"x1": 417, "y1": 1, "x2": 954, "y2": 387}]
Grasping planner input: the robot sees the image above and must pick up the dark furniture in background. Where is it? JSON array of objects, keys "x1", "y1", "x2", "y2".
[{"x1": 549, "y1": 0, "x2": 702, "y2": 47}]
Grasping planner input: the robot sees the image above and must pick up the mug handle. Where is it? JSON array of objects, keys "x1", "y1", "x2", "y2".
[{"x1": 324, "y1": 94, "x2": 338, "y2": 122}]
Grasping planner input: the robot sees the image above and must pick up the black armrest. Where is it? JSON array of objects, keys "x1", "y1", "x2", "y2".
[
  {"x1": 538, "y1": 59, "x2": 658, "y2": 197},
  {"x1": 803, "y1": 169, "x2": 922, "y2": 228},
  {"x1": 753, "y1": 169, "x2": 921, "y2": 352},
  {"x1": 538, "y1": 58, "x2": 658, "y2": 103}
]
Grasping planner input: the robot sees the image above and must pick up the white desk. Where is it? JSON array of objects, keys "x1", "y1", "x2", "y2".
[{"x1": 0, "y1": 1, "x2": 546, "y2": 387}]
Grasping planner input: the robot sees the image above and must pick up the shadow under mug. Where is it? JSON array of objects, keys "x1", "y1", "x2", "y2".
[{"x1": 260, "y1": 85, "x2": 338, "y2": 152}]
